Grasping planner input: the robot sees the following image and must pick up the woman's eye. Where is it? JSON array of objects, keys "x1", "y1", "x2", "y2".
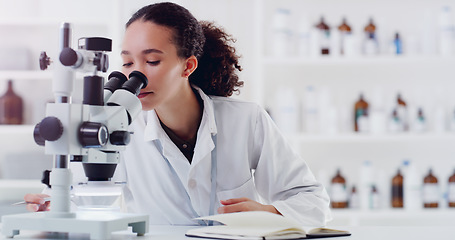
[
  {"x1": 122, "y1": 62, "x2": 133, "y2": 67},
  {"x1": 146, "y1": 60, "x2": 160, "y2": 66}
]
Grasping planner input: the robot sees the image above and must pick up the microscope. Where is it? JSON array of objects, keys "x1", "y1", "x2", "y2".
[{"x1": 2, "y1": 23, "x2": 149, "y2": 239}]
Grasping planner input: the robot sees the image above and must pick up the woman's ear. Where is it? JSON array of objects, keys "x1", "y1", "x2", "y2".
[{"x1": 182, "y1": 56, "x2": 198, "y2": 78}]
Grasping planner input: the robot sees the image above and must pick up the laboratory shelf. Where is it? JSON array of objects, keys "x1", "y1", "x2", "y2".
[
  {"x1": 261, "y1": 55, "x2": 455, "y2": 67},
  {"x1": 0, "y1": 125, "x2": 34, "y2": 134},
  {"x1": 330, "y1": 208, "x2": 455, "y2": 226},
  {"x1": 0, "y1": 18, "x2": 109, "y2": 27},
  {"x1": 0, "y1": 71, "x2": 52, "y2": 81},
  {"x1": 286, "y1": 132, "x2": 455, "y2": 143}
]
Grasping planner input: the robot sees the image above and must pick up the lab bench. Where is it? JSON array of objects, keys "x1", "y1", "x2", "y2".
[{"x1": 0, "y1": 225, "x2": 452, "y2": 240}]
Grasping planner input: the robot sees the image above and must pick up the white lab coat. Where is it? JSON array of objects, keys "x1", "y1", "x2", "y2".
[{"x1": 113, "y1": 87, "x2": 332, "y2": 226}]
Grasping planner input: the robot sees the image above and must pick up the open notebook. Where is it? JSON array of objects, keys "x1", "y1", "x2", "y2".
[{"x1": 185, "y1": 211, "x2": 350, "y2": 240}]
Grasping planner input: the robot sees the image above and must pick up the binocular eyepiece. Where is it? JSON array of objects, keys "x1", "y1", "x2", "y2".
[
  {"x1": 104, "y1": 71, "x2": 148, "y2": 125},
  {"x1": 105, "y1": 71, "x2": 148, "y2": 96},
  {"x1": 83, "y1": 70, "x2": 148, "y2": 107}
]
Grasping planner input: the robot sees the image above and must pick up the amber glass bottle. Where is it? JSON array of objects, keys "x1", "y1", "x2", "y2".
[
  {"x1": 354, "y1": 94, "x2": 369, "y2": 132},
  {"x1": 315, "y1": 16, "x2": 330, "y2": 55},
  {"x1": 338, "y1": 17, "x2": 352, "y2": 55},
  {"x1": 422, "y1": 168, "x2": 439, "y2": 208},
  {"x1": 331, "y1": 169, "x2": 348, "y2": 208},
  {"x1": 0, "y1": 80, "x2": 24, "y2": 124},
  {"x1": 364, "y1": 18, "x2": 376, "y2": 39},
  {"x1": 448, "y1": 169, "x2": 455, "y2": 207},
  {"x1": 391, "y1": 169, "x2": 404, "y2": 208},
  {"x1": 363, "y1": 18, "x2": 378, "y2": 55},
  {"x1": 338, "y1": 18, "x2": 352, "y2": 34}
]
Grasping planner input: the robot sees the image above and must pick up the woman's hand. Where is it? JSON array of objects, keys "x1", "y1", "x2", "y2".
[
  {"x1": 218, "y1": 197, "x2": 281, "y2": 215},
  {"x1": 24, "y1": 193, "x2": 50, "y2": 212}
]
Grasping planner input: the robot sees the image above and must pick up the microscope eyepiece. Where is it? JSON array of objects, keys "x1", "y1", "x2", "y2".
[
  {"x1": 106, "y1": 71, "x2": 147, "y2": 125},
  {"x1": 121, "y1": 71, "x2": 148, "y2": 96},
  {"x1": 105, "y1": 71, "x2": 128, "y2": 93}
]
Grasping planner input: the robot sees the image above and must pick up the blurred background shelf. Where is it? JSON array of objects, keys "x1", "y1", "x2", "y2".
[
  {"x1": 0, "y1": 125, "x2": 34, "y2": 134},
  {"x1": 0, "y1": 19, "x2": 109, "y2": 27},
  {"x1": 329, "y1": 208, "x2": 455, "y2": 226},
  {"x1": 0, "y1": 71, "x2": 52, "y2": 81},
  {"x1": 1, "y1": 0, "x2": 455, "y2": 226},
  {"x1": 262, "y1": 55, "x2": 455, "y2": 66},
  {"x1": 286, "y1": 132, "x2": 455, "y2": 143}
]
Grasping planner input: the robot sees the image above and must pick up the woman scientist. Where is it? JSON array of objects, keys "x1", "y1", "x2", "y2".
[{"x1": 25, "y1": 2, "x2": 331, "y2": 226}]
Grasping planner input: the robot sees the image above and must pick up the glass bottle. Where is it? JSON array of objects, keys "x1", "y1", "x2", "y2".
[
  {"x1": 0, "y1": 80, "x2": 24, "y2": 124},
  {"x1": 354, "y1": 94, "x2": 369, "y2": 132},
  {"x1": 396, "y1": 93, "x2": 408, "y2": 131},
  {"x1": 331, "y1": 169, "x2": 348, "y2": 208},
  {"x1": 414, "y1": 107, "x2": 426, "y2": 132},
  {"x1": 338, "y1": 17, "x2": 352, "y2": 55},
  {"x1": 349, "y1": 185, "x2": 359, "y2": 209},
  {"x1": 448, "y1": 169, "x2": 455, "y2": 207},
  {"x1": 370, "y1": 185, "x2": 380, "y2": 209},
  {"x1": 389, "y1": 108, "x2": 402, "y2": 133},
  {"x1": 315, "y1": 16, "x2": 330, "y2": 55},
  {"x1": 391, "y1": 169, "x2": 404, "y2": 208},
  {"x1": 422, "y1": 168, "x2": 439, "y2": 208},
  {"x1": 393, "y1": 32, "x2": 403, "y2": 55},
  {"x1": 363, "y1": 18, "x2": 379, "y2": 55}
]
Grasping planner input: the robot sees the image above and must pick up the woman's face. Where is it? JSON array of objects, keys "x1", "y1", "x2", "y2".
[{"x1": 121, "y1": 20, "x2": 188, "y2": 111}]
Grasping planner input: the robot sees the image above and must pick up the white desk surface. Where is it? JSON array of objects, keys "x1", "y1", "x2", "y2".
[{"x1": 0, "y1": 225, "x2": 452, "y2": 240}]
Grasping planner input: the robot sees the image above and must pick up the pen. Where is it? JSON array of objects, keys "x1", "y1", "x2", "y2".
[{"x1": 11, "y1": 197, "x2": 51, "y2": 206}]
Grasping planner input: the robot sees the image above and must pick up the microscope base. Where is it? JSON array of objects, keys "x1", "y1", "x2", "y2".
[{"x1": 2, "y1": 211, "x2": 148, "y2": 239}]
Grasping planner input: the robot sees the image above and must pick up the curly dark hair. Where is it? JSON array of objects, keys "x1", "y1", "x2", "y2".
[{"x1": 126, "y1": 2, "x2": 243, "y2": 97}]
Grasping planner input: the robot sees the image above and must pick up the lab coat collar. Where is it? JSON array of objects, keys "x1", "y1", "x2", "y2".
[
  {"x1": 143, "y1": 86, "x2": 218, "y2": 143},
  {"x1": 194, "y1": 86, "x2": 217, "y2": 135},
  {"x1": 143, "y1": 110, "x2": 166, "y2": 142}
]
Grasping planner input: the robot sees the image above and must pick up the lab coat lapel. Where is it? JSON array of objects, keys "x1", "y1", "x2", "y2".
[
  {"x1": 186, "y1": 89, "x2": 218, "y2": 216},
  {"x1": 141, "y1": 89, "x2": 219, "y2": 216},
  {"x1": 143, "y1": 110, "x2": 191, "y2": 192},
  {"x1": 191, "y1": 88, "x2": 217, "y2": 166}
]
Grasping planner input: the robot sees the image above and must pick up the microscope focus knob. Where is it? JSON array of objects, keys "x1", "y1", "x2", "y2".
[
  {"x1": 59, "y1": 47, "x2": 78, "y2": 66},
  {"x1": 39, "y1": 51, "x2": 51, "y2": 71},
  {"x1": 38, "y1": 116, "x2": 64, "y2": 142},
  {"x1": 110, "y1": 131, "x2": 130, "y2": 146},
  {"x1": 79, "y1": 122, "x2": 109, "y2": 147}
]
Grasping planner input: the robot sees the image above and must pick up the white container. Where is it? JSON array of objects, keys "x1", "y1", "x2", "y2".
[
  {"x1": 344, "y1": 34, "x2": 361, "y2": 57},
  {"x1": 297, "y1": 15, "x2": 311, "y2": 57},
  {"x1": 422, "y1": 10, "x2": 438, "y2": 55},
  {"x1": 433, "y1": 107, "x2": 446, "y2": 132},
  {"x1": 302, "y1": 85, "x2": 318, "y2": 133},
  {"x1": 270, "y1": 8, "x2": 293, "y2": 57},
  {"x1": 331, "y1": 30, "x2": 341, "y2": 57},
  {"x1": 401, "y1": 160, "x2": 421, "y2": 210},
  {"x1": 370, "y1": 88, "x2": 386, "y2": 134},
  {"x1": 359, "y1": 160, "x2": 375, "y2": 210},
  {"x1": 273, "y1": 87, "x2": 299, "y2": 134},
  {"x1": 438, "y1": 6, "x2": 454, "y2": 56}
]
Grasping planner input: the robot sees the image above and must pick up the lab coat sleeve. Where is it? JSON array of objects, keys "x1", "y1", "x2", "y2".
[{"x1": 251, "y1": 106, "x2": 332, "y2": 227}]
